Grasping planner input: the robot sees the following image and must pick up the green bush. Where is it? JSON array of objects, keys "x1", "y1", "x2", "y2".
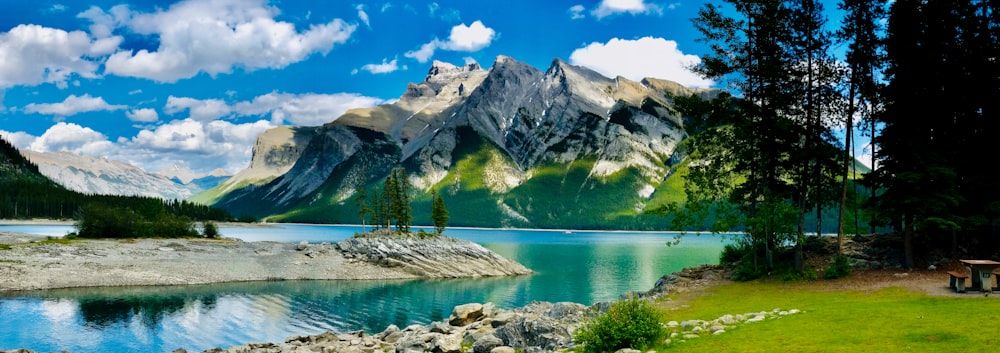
[
  {"x1": 202, "y1": 221, "x2": 220, "y2": 239},
  {"x1": 720, "y1": 242, "x2": 749, "y2": 264},
  {"x1": 75, "y1": 204, "x2": 200, "y2": 238},
  {"x1": 574, "y1": 297, "x2": 665, "y2": 353},
  {"x1": 824, "y1": 255, "x2": 852, "y2": 279}
]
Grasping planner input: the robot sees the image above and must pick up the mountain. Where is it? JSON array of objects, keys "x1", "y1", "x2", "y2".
[
  {"x1": 22, "y1": 151, "x2": 227, "y2": 200},
  {"x1": 201, "y1": 56, "x2": 718, "y2": 229},
  {"x1": 191, "y1": 126, "x2": 315, "y2": 205}
]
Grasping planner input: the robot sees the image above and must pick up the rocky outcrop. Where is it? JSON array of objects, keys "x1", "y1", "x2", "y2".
[
  {"x1": 192, "y1": 126, "x2": 315, "y2": 205},
  {"x1": 636, "y1": 264, "x2": 731, "y2": 300},
  {"x1": 171, "y1": 301, "x2": 594, "y2": 353},
  {"x1": 336, "y1": 235, "x2": 533, "y2": 278}
]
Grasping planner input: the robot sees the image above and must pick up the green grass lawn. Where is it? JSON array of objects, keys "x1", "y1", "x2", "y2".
[{"x1": 656, "y1": 281, "x2": 1000, "y2": 352}]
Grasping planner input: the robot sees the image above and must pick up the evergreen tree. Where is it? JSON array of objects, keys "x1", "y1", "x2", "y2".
[
  {"x1": 431, "y1": 190, "x2": 449, "y2": 235},
  {"x1": 355, "y1": 187, "x2": 371, "y2": 232},
  {"x1": 837, "y1": 0, "x2": 887, "y2": 253}
]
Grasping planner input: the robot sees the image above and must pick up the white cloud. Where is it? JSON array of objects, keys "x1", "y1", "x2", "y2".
[
  {"x1": 165, "y1": 92, "x2": 383, "y2": 126},
  {"x1": 569, "y1": 37, "x2": 714, "y2": 88},
  {"x1": 356, "y1": 58, "x2": 404, "y2": 75},
  {"x1": 568, "y1": 5, "x2": 587, "y2": 20},
  {"x1": 0, "y1": 130, "x2": 37, "y2": 148},
  {"x1": 591, "y1": 0, "x2": 663, "y2": 19},
  {"x1": 5, "y1": 118, "x2": 276, "y2": 174},
  {"x1": 0, "y1": 24, "x2": 119, "y2": 89},
  {"x1": 441, "y1": 21, "x2": 495, "y2": 51},
  {"x1": 405, "y1": 21, "x2": 495, "y2": 63},
  {"x1": 233, "y1": 92, "x2": 384, "y2": 126},
  {"x1": 27, "y1": 122, "x2": 114, "y2": 155},
  {"x1": 99, "y1": 0, "x2": 356, "y2": 82},
  {"x1": 405, "y1": 40, "x2": 441, "y2": 63},
  {"x1": 126, "y1": 108, "x2": 159, "y2": 122},
  {"x1": 120, "y1": 118, "x2": 275, "y2": 172},
  {"x1": 24, "y1": 94, "x2": 126, "y2": 116},
  {"x1": 357, "y1": 4, "x2": 371, "y2": 28},
  {"x1": 165, "y1": 96, "x2": 231, "y2": 121}
]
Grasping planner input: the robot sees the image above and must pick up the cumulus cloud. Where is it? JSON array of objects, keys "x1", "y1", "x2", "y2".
[
  {"x1": 26, "y1": 122, "x2": 114, "y2": 155},
  {"x1": 568, "y1": 5, "x2": 587, "y2": 20},
  {"x1": 165, "y1": 92, "x2": 384, "y2": 126},
  {"x1": 354, "y1": 57, "x2": 405, "y2": 75},
  {"x1": 24, "y1": 94, "x2": 127, "y2": 116},
  {"x1": 0, "y1": 130, "x2": 37, "y2": 148},
  {"x1": 6, "y1": 118, "x2": 277, "y2": 173},
  {"x1": 165, "y1": 96, "x2": 232, "y2": 121},
  {"x1": 98, "y1": 0, "x2": 355, "y2": 82},
  {"x1": 405, "y1": 21, "x2": 496, "y2": 63},
  {"x1": 591, "y1": 0, "x2": 664, "y2": 19},
  {"x1": 569, "y1": 37, "x2": 714, "y2": 88},
  {"x1": 0, "y1": 24, "x2": 120, "y2": 89},
  {"x1": 232, "y1": 92, "x2": 385, "y2": 126},
  {"x1": 126, "y1": 108, "x2": 159, "y2": 122},
  {"x1": 119, "y1": 118, "x2": 275, "y2": 172}
]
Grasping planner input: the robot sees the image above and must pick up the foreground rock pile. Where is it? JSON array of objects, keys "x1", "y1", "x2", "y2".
[{"x1": 182, "y1": 301, "x2": 595, "y2": 353}]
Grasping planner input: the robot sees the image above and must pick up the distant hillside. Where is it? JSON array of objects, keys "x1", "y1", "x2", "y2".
[
  {"x1": 22, "y1": 150, "x2": 211, "y2": 200},
  {"x1": 1, "y1": 135, "x2": 233, "y2": 221}
]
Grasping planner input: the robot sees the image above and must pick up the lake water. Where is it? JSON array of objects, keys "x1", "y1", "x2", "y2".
[{"x1": 0, "y1": 224, "x2": 727, "y2": 353}]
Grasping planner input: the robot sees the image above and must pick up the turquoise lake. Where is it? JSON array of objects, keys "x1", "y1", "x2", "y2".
[{"x1": 0, "y1": 224, "x2": 727, "y2": 353}]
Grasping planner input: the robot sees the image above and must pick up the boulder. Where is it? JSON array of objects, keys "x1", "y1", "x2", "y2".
[
  {"x1": 472, "y1": 335, "x2": 503, "y2": 353},
  {"x1": 450, "y1": 303, "x2": 485, "y2": 326}
]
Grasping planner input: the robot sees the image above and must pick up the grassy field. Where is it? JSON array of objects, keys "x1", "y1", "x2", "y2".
[{"x1": 653, "y1": 280, "x2": 1000, "y2": 352}]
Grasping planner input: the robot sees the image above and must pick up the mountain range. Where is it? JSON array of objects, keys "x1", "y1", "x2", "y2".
[
  {"x1": 21, "y1": 151, "x2": 230, "y2": 200},
  {"x1": 198, "y1": 55, "x2": 717, "y2": 229}
]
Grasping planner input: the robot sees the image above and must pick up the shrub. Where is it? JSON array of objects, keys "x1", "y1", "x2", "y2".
[
  {"x1": 574, "y1": 297, "x2": 665, "y2": 353},
  {"x1": 720, "y1": 242, "x2": 748, "y2": 264},
  {"x1": 824, "y1": 255, "x2": 852, "y2": 279},
  {"x1": 202, "y1": 221, "x2": 220, "y2": 239},
  {"x1": 75, "y1": 204, "x2": 199, "y2": 239}
]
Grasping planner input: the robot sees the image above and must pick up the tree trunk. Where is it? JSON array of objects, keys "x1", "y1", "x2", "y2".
[{"x1": 904, "y1": 213, "x2": 914, "y2": 269}]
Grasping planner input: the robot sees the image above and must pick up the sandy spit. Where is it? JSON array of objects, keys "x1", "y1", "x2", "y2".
[{"x1": 0, "y1": 237, "x2": 423, "y2": 292}]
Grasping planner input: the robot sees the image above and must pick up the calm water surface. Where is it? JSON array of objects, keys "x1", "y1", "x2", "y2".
[{"x1": 0, "y1": 224, "x2": 727, "y2": 353}]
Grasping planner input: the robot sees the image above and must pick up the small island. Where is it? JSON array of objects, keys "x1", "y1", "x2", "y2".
[{"x1": 0, "y1": 231, "x2": 532, "y2": 292}]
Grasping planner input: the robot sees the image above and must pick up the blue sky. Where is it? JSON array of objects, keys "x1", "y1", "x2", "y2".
[{"x1": 0, "y1": 0, "x2": 862, "y2": 176}]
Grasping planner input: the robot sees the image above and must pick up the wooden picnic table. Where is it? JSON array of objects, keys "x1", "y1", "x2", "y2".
[{"x1": 959, "y1": 259, "x2": 1000, "y2": 292}]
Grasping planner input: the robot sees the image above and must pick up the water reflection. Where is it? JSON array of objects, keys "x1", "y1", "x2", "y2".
[{"x1": 0, "y1": 226, "x2": 726, "y2": 353}]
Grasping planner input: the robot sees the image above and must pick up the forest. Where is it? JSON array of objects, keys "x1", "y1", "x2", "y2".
[
  {"x1": 674, "y1": 0, "x2": 999, "y2": 276},
  {"x1": 0, "y1": 136, "x2": 234, "y2": 225}
]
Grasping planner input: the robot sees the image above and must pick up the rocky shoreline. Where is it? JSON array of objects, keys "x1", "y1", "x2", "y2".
[
  {"x1": 0, "y1": 264, "x2": 807, "y2": 353},
  {"x1": 0, "y1": 235, "x2": 531, "y2": 292}
]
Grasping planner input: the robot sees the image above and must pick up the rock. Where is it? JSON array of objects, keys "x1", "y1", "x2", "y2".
[
  {"x1": 335, "y1": 237, "x2": 532, "y2": 278},
  {"x1": 545, "y1": 302, "x2": 587, "y2": 320},
  {"x1": 434, "y1": 334, "x2": 464, "y2": 353},
  {"x1": 493, "y1": 316, "x2": 571, "y2": 350},
  {"x1": 614, "y1": 349, "x2": 641, "y2": 353},
  {"x1": 490, "y1": 347, "x2": 516, "y2": 353},
  {"x1": 450, "y1": 303, "x2": 485, "y2": 326},
  {"x1": 491, "y1": 312, "x2": 516, "y2": 327},
  {"x1": 297, "y1": 240, "x2": 309, "y2": 251},
  {"x1": 473, "y1": 335, "x2": 504, "y2": 353}
]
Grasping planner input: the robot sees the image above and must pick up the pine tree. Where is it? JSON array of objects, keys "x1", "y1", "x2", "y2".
[
  {"x1": 355, "y1": 187, "x2": 371, "y2": 233},
  {"x1": 432, "y1": 190, "x2": 449, "y2": 235}
]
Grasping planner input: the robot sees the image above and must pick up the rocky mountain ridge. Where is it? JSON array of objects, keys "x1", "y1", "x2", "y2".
[
  {"x1": 200, "y1": 55, "x2": 718, "y2": 228},
  {"x1": 22, "y1": 150, "x2": 229, "y2": 201}
]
